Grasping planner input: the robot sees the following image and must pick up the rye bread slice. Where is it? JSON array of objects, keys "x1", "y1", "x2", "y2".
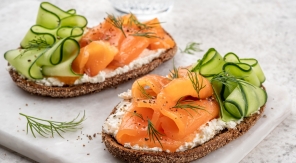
[
  {"x1": 7, "y1": 40, "x2": 177, "y2": 98},
  {"x1": 102, "y1": 103, "x2": 265, "y2": 163}
]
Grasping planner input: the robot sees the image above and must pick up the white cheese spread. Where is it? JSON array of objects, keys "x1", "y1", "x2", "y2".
[{"x1": 102, "y1": 90, "x2": 248, "y2": 153}]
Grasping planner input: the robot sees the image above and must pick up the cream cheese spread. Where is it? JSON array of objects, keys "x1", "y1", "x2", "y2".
[{"x1": 102, "y1": 90, "x2": 247, "y2": 153}]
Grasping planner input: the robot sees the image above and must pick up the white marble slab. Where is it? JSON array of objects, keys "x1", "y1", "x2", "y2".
[{"x1": 0, "y1": 0, "x2": 295, "y2": 162}]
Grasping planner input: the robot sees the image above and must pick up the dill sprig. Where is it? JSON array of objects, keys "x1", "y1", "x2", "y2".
[
  {"x1": 137, "y1": 81, "x2": 155, "y2": 99},
  {"x1": 130, "y1": 110, "x2": 144, "y2": 121},
  {"x1": 106, "y1": 13, "x2": 126, "y2": 37},
  {"x1": 172, "y1": 97, "x2": 209, "y2": 117},
  {"x1": 187, "y1": 70, "x2": 206, "y2": 99},
  {"x1": 130, "y1": 112, "x2": 164, "y2": 148},
  {"x1": 130, "y1": 32, "x2": 159, "y2": 38},
  {"x1": 128, "y1": 13, "x2": 162, "y2": 31},
  {"x1": 180, "y1": 42, "x2": 202, "y2": 54},
  {"x1": 169, "y1": 59, "x2": 179, "y2": 79},
  {"x1": 20, "y1": 111, "x2": 85, "y2": 138},
  {"x1": 211, "y1": 71, "x2": 253, "y2": 87},
  {"x1": 147, "y1": 119, "x2": 164, "y2": 148},
  {"x1": 22, "y1": 36, "x2": 51, "y2": 54}
]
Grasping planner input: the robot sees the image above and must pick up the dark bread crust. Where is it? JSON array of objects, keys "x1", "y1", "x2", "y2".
[
  {"x1": 102, "y1": 104, "x2": 265, "y2": 163},
  {"x1": 8, "y1": 42, "x2": 177, "y2": 98}
]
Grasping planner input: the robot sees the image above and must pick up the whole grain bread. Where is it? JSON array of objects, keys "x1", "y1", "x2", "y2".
[
  {"x1": 102, "y1": 103, "x2": 265, "y2": 163},
  {"x1": 8, "y1": 41, "x2": 177, "y2": 98}
]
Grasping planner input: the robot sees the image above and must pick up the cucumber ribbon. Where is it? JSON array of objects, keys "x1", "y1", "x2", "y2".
[
  {"x1": 191, "y1": 48, "x2": 267, "y2": 121},
  {"x1": 4, "y1": 2, "x2": 87, "y2": 79}
]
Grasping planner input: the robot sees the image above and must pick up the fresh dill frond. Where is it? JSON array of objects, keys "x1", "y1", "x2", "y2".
[
  {"x1": 169, "y1": 59, "x2": 179, "y2": 79},
  {"x1": 130, "y1": 111, "x2": 164, "y2": 148},
  {"x1": 172, "y1": 97, "x2": 208, "y2": 117},
  {"x1": 20, "y1": 111, "x2": 86, "y2": 138},
  {"x1": 147, "y1": 119, "x2": 164, "y2": 148},
  {"x1": 187, "y1": 70, "x2": 206, "y2": 99},
  {"x1": 137, "y1": 81, "x2": 155, "y2": 99},
  {"x1": 106, "y1": 13, "x2": 126, "y2": 37},
  {"x1": 130, "y1": 110, "x2": 144, "y2": 121},
  {"x1": 211, "y1": 71, "x2": 253, "y2": 87},
  {"x1": 24, "y1": 36, "x2": 51, "y2": 50},
  {"x1": 130, "y1": 32, "x2": 159, "y2": 38},
  {"x1": 128, "y1": 13, "x2": 163, "y2": 31},
  {"x1": 180, "y1": 42, "x2": 202, "y2": 54}
]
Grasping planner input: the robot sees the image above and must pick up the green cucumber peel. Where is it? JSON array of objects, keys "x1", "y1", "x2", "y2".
[{"x1": 223, "y1": 52, "x2": 240, "y2": 63}]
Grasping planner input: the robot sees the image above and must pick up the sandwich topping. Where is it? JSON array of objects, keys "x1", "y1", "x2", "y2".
[
  {"x1": 103, "y1": 48, "x2": 267, "y2": 152},
  {"x1": 4, "y1": 2, "x2": 175, "y2": 86}
]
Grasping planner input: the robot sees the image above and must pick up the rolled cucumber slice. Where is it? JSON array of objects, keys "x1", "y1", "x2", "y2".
[
  {"x1": 223, "y1": 62, "x2": 261, "y2": 87},
  {"x1": 5, "y1": 37, "x2": 80, "y2": 79},
  {"x1": 5, "y1": 49, "x2": 47, "y2": 79},
  {"x1": 240, "y1": 58, "x2": 266, "y2": 84},
  {"x1": 223, "y1": 84, "x2": 246, "y2": 119},
  {"x1": 42, "y1": 54, "x2": 79, "y2": 77},
  {"x1": 223, "y1": 52, "x2": 240, "y2": 63},
  {"x1": 36, "y1": 2, "x2": 76, "y2": 29},
  {"x1": 191, "y1": 48, "x2": 225, "y2": 77}
]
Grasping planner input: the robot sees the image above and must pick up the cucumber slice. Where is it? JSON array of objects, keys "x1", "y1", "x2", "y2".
[
  {"x1": 240, "y1": 58, "x2": 266, "y2": 84},
  {"x1": 20, "y1": 26, "x2": 56, "y2": 48},
  {"x1": 57, "y1": 27, "x2": 84, "y2": 40},
  {"x1": 240, "y1": 83, "x2": 259, "y2": 116},
  {"x1": 38, "y1": 37, "x2": 80, "y2": 77},
  {"x1": 60, "y1": 15, "x2": 87, "y2": 28},
  {"x1": 212, "y1": 83, "x2": 239, "y2": 121},
  {"x1": 224, "y1": 84, "x2": 246, "y2": 118},
  {"x1": 223, "y1": 62, "x2": 261, "y2": 87},
  {"x1": 42, "y1": 54, "x2": 79, "y2": 77},
  {"x1": 191, "y1": 48, "x2": 225, "y2": 77},
  {"x1": 6, "y1": 37, "x2": 80, "y2": 79},
  {"x1": 36, "y1": 2, "x2": 76, "y2": 28},
  {"x1": 5, "y1": 49, "x2": 47, "y2": 79},
  {"x1": 36, "y1": 37, "x2": 77, "y2": 66},
  {"x1": 4, "y1": 49, "x2": 25, "y2": 62},
  {"x1": 224, "y1": 52, "x2": 240, "y2": 63},
  {"x1": 221, "y1": 80, "x2": 238, "y2": 100}
]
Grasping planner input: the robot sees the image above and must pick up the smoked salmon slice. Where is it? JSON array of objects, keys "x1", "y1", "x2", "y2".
[
  {"x1": 116, "y1": 73, "x2": 220, "y2": 152},
  {"x1": 72, "y1": 41, "x2": 118, "y2": 77}
]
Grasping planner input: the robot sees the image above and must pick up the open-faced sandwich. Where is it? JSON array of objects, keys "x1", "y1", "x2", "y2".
[
  {"x1": 4, "y1": 2, "x2": 176, "y2": 97},
  {"x1": 102, "y1": 48, "x2": 267, "y2": 162}
]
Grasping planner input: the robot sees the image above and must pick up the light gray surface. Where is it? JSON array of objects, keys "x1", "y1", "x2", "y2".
[{"x1": 0, "y1": 0, "x2": 295, "y2": 162}]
